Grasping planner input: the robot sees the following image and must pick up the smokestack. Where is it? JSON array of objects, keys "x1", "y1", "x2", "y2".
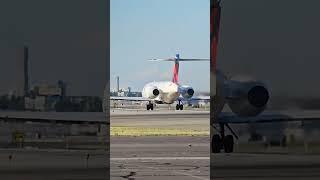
[
  {"x1": 24, "y1": 46, "x2": 29, "y2": 96},
  {"x1": 116, "y1": 76, "x2": 119, "y2": 92}
]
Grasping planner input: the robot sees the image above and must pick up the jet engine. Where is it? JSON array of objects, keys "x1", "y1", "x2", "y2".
[
  {"x1": 226, "y1": 78, "x2": 269, "y2": 117},
  {"x1": 180, "y1": 86, "x2": 194, "y2": 99},
  {"x1": 143, "y1": 86, "x2": 160, "y2": 99}
]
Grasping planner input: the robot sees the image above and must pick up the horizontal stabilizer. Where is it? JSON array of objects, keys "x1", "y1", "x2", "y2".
[
  {"x1": 148, "y1": 58, "x2": 209, "y2": 61},
  {"x1": 110, "y1": 96, "x2": 150, "y2": 101}
]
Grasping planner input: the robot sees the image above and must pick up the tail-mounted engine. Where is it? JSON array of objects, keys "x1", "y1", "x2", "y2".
[
  {"x1": 180, "y1": 86, "x2": 194, "y2": 99},
  {"x1": 143, "y1": 86, "x2": 160, "y2": 99},
  {"x1": 226, "y1": 79, "x2": 269, "y2": 117}
]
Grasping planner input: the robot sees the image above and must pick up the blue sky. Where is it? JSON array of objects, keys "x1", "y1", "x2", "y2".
[{"x1": 111, "y1": 0, "x2": 209, "y2": 92}]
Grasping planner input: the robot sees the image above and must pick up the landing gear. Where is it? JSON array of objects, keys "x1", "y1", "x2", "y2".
[
  {"x1": 212, "y1": 134, "x2": 222, "y2": 153},
  {"x1": 146, "y1": 102, "x2": 154, "y2": 110},
  {"x1": 224, "y1": 135, "x2": 234, "y2": 153},
  {"x1": 176, "y1": 100, "x2": 183, "y2": 110},
  {"x1": 175, "y1": 104, "x2": 183, "y2": 110},
  {"x1": 211, "y1": 123, "x2": 238, "y2": 153}
]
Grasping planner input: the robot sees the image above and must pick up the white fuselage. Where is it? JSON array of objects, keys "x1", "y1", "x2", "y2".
[{"x1": 142, "y1": 81, "x2": 181, "y2": 104}]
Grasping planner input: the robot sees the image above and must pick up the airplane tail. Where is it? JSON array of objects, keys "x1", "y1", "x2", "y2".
[
  {"x1": 148, "y1": 54, "x2": 209, "y2": 84},
  {"x1": 211, "y1": 0, "x2": 221, "y2": 73},
  {"x1": 172, "y1": 55, "x2": 179, "y2": 83}
]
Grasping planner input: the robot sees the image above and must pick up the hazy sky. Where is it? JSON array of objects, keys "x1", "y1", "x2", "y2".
[
  {"x1": 111, "y1": 0, "x2": 210, "y2": 92},
  {"x1": 3, "y1": 0, "x2": 318, "y2": 97},
  {"x1": 0, "y1": 0, "x2": 108, "y2": 96},
  {"x1": 217, "y1": 0, "x2": 320, "y2": 97}
]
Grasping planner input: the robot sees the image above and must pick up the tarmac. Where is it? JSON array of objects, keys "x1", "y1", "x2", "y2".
[
  {"x1": 211, "y1": 153, "x2": 320, "y2": 179},
  {"x1": 110, "y1": 109, "x2": 210, "y2": 179},
  {"x1": 0, "y1": 149, "x2": 109, "y2": 180},
  {"x1": 110, "y1": 109, "x2": 209, "y2": 130},
  {"x1": 110, "y1": 109, "x2": 320, "y2": 180},
  {"x1": 1, "y1": 109, "x2": 320, "y2": 179},
  {"x1": 111, "y1": 136, "x2": 210, "y2": 180}
]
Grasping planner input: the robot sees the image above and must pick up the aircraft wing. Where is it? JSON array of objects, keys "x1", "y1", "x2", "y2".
[
  {"x1": 190, "y1": 96, "x2": 210, "y2": 101},
  {"x1": 110, "y1": 96, "x2": 150, "y2": 101},
  {"x1": 179, "y1": 96, "x2": 210, "y2": 101},
  {"x1": 217, "y1": 110, "x2": 320, "y2": 124},
  {"x1": 0, "y1": 111, "x2": 107, "y2": 124}
]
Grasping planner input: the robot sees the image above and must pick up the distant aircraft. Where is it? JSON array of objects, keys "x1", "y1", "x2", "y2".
[{"x1": 110, "y1": 54, "x2": 210, "y2": 110}]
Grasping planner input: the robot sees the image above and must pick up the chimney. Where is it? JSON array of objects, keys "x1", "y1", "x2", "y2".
[
  {"x1": 116, "y1": 76, "x2": 119, "y2": 92},
  {"x1": 24, "y1": 46, "x2": 29, "y2": 96}
]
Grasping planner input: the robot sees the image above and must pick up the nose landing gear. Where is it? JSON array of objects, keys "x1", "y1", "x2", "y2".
[
  {"x1": 175, "y1": 100, "x2": 183, "y2": 110},
  {"x1": 146, "y1": 101, "x2": 154, "y2": 110}
]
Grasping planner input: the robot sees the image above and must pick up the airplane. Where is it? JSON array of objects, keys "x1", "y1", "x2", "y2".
[
  {"x1": 110, "y1": 54, "x2": 210, "y2": 110},
  {"x1": 211, "y1": 0, "x2": 320, "y2": 153},
  {"x1": 211, "y1": 69, "x2": 320, "y2": 153}
]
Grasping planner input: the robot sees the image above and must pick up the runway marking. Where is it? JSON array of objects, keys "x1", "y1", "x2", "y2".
[
  {"x1": 111, "y1": 157, "x2": 209, "y2": 161},
  {"x1": 172, "y1": 171, "x2": 209, "y2": 180},
  {"x1": 142, "y1": 162, "x2": 210, "y2": 180},
  {"x1": 111, "y1": 143, "x2": 209, "y2": 148},
  {"x1": 111, "y1": 157, "x2": 209, "y2": 179}
]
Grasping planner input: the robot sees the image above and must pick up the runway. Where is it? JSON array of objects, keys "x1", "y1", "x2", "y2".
[
  {"x1": 2, "y1": 148, "x2": 320, "y2": 179},
  {"x1": 111, "y1": 136, "x2": 320, "y2": 180},
  {"x1": 111, "y1": 136, "x2": 210, "y2": 180},
  {"x1": 0, "y1": 109, "x2": 319, "y2": 179},
  {"x1": 0, "y1": 149, "x2": 109, "y2": 180},
  {"x1": 211, "y1": 153, "x2": 320, "y2": 179},
  {"x1": 110, "y1": 109, "x2": 320, "y2": 179},
  {"x1": 110, "y1": 109, "x2": 210, "y2": 179}
]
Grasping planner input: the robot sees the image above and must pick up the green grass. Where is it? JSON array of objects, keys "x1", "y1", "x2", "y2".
[{"x1": 111, "y1": 126, "x2": 209, "y2": 136}]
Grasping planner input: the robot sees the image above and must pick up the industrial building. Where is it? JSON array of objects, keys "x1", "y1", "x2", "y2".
[
  {"x1": 0, "y1": 45, "x2": 107, "y2": 150},
  {"x1": 0, "y1": 111, "x2": 107, "y2": 149},
  {"x1": 24, "y1": 80, "x2": 67, "y2": 111},
  {"x1": 0, "y1": 45, "x2": 102, "y2": 112},
  {"x1": 111, "y1": 76, "x2": 142, "y2": 97}
]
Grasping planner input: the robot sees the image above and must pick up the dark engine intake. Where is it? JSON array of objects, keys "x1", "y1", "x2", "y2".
[
  {"x1": 153, "y1": 89, "x2": 160, "y2": 96},
  {"x1": 227, "y1": 84, "x2": 269, "y2": 117},
  {"x1": 144, "y1": 86, "x2": 160, "y2": 99},
  {"x1": 181, "y1": 86, "x2": 194, "y2": 99},
  {"x1": 248, "y1": 86, "x2": 269, "y2": 108}
]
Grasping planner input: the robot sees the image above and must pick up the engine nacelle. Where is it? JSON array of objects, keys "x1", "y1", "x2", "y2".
[
  {"x1": 180, "y1": 86, "x2": 194, "y2": 99},
  {"x1": 227, "y1": 79, "x2": 269, "y2": 117},
  {"x1": 143, "y1": 85, "x2": 160, "y2": 99}
]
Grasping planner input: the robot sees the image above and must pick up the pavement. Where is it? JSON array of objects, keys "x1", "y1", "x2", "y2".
[
  {"x1": 0, "y1": 149, "x2": 109, "y2": 180},
  {"x1": 110, "y1": 136, "x2": 210, "y2": 180},
  {"x1": 2, "y1": 109, "x2": 320, "y2": 179},
  {"x1": 110, "y1": 110, "x2": 210, "y2": 179},
  {"x1": 211, "y1": 153, "x2": 320, "y2": 180},
  {"x1": 110, "y1": 109, "x2": 320, "y2": 180}
]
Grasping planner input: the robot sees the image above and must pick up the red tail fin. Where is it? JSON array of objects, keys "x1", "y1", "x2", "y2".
[
  {"x1": 211, "y1": 0, "x2": 221, "y2": 74},
  {"x1": 172, "y1": 61, "x2": 179, "y2": 83}
]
